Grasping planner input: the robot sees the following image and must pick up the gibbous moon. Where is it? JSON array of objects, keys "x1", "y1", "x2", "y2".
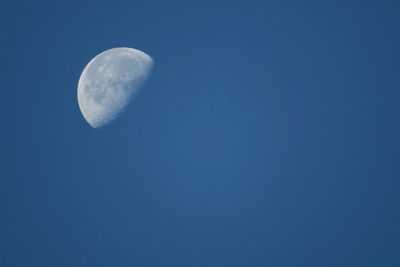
[{"x1": 77, "y1": 47, "x2": 153, "y2": 128}]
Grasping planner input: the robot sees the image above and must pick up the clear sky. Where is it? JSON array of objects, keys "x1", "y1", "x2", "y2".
[{"x1": 1, "y1": 0, "x2": 400, "y2": 266}]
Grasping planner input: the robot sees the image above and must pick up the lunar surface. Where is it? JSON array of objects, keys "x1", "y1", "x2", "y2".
[{"x1": 77, "y1": 47, "x2": 153, "y2": 128}]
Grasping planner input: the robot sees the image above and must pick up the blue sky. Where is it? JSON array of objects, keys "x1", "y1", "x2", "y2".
[{"x1": 1, "y1": 0, "x2": 400, "y2": 266}]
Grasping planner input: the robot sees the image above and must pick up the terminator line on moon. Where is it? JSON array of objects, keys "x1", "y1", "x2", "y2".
[{"x1": 77, "y1": 47, "x2": 153, "y2": 128}]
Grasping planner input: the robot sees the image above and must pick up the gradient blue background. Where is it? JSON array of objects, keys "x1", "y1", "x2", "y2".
[{"x1": 1, "y1": 0, "x2": 400, "y2": 266}]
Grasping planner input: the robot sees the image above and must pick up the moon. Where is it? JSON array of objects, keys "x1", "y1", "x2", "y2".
[{"x1": 77, "y1": 47, "x2": 153, "y2": 128}]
